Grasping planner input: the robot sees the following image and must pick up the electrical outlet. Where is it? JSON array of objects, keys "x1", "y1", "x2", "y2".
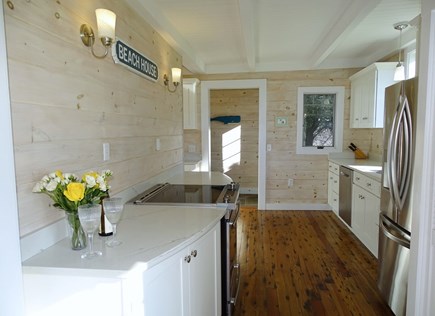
[
  {"x1": 267, "y1": 144, "x2": 272, "y2": 151},
  {"x1": 155, "y1": 138, "x2": 161, "y2": 151},
  {"x1": 287, "y1": 178, "x2": 294, "y2": 187},
  {"x1": 103, "y1": 143, "x2": 110, "y2": 161}
]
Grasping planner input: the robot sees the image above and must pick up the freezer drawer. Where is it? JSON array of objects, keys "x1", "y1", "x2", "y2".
[{"x1": 377, "y1": 214, "x2": 410, "y2": 316}]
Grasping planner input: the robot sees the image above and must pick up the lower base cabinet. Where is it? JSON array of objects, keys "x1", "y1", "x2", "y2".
[
  {"x1": 142, "y1": 222, "x2": 221, "y2": 316},
  {"x1": 351, "y1": 173, "x2": 380, "y2": 257}
]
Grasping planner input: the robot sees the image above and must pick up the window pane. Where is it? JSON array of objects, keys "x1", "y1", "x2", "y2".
[{"x1": 302, "y1": 93, "x2": 335, "y2": 148}]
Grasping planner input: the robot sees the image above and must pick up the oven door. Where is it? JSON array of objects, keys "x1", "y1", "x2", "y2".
[{"x1": 227, "y1": 202, "x2": 241, "y2": 315}]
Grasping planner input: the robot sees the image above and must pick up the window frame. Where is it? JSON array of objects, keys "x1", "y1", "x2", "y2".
[{"x1": 296, "y1": 86, "x2": 345, "y2": 155}]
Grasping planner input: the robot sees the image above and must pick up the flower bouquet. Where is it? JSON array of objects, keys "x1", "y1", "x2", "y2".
[{"x1": 33, "y1": 170, "x2": 112, "y2": 250}]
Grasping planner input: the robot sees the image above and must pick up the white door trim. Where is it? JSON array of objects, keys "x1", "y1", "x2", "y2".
[
  {"x1": 201, "y1": 79, "x2": 267, "y2": 210},
  {"x1": 407, "y1": 4, "x2": 435, "y2": 315},
  {"x1": 0, "y1": 2, "x2": 25, "y2": 315}
]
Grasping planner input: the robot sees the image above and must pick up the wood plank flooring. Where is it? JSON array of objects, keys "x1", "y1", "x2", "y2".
[{"x1": 234, "y1": 207, "x2": 393, "y2": 316}]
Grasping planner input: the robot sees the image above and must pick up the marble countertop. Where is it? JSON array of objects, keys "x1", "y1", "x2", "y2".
[{"x1": 23, "y1": 204, "x2": 226, "y2": 275}]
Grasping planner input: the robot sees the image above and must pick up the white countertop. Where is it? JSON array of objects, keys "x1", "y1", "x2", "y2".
[
  {"x1": 166, "y1": 171, "x2": 233, "y2": 185},
  {"x1": 329, "y1": 157, "x2": 382, "y2": 181},
  {"x1": 23, "y1": 204, "x2": 226, "y2": 275}
]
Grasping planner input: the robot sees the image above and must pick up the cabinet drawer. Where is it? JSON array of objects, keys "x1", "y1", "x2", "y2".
[
  {"x1": 328, "y1": 162, "x2": 340, "y2": 174},
  {"x1": 328, "y1": 172, "x2": 339, "y2": 194},
  {"x1": 330, "y1": 190, "x2": 339, "y2": 213},
  {"x1": 353, "y1": 172, "x2": 381, "y2": 197}
]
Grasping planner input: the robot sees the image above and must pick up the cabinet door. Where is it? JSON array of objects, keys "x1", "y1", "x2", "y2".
[
  {"x1": 365, "y1": 193, "x2": 380, "y2": 257},
  {"x1": 358, "y1": 71, "x2": 376, "y2": 128},
  {"x1": 186, "y1": 223, "x2": 221, "y2": 316},
  {"x1": 352, "y1": 185, "x2": 366, "y2": 241},
  {"x1": 350, "y1": 76, "x2": 363, "y2": 128},
  {"x1": 142, "y1": 249, "x2": 185, "y2": 316}
]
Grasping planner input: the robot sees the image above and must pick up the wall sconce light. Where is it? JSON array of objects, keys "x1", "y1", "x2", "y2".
[
  {"x1": 164, "y1": 68, "x2": 182, "y2": 92},
  {"x1": 393, "y1": 22, "x2": 408, "y2": 81},
  {"x1": 80, "y1": 9, "x2": 116, "y2": 59}
]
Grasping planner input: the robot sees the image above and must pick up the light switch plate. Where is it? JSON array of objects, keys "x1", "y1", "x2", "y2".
[
  {"x1": 275, "y1": 116, "x2": 288, "y2": 127},
  {"x1": 103, "y1": 143, "x2": 110, "y2": 161}
]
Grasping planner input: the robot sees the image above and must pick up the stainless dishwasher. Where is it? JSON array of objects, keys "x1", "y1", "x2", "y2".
[{"x1": 339, "y1": 166, "x2": 352, "y2": 226}]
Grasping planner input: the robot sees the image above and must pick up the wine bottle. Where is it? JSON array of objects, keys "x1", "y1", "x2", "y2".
[{"x1": 99, "y1": 196, "x2": 113, "y2": 236}]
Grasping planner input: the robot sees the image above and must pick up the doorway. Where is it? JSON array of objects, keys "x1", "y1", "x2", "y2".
[{"x1": 200, "y1": 79, "x2": 267, "y2": 210}]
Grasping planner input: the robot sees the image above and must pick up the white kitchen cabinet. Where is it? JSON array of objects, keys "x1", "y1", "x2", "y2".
[
  {"x1": 349, "y1": 62, "x2": 396, "y2": 128},
  {"x1": 183, "y1": 78, "x2": 200, "y2": 129},
  {"x1": 142, "y1": 222, "x2": 221, "y2": 316},
  {"x1": 351, "y1": 171, "x2": 381, "y2": 257},
  {"x1": 328, "y1": 161, "x2": 340, "y2": 215}
]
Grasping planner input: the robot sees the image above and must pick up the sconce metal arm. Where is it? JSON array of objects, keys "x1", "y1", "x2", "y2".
[
  {"x1": 164, "y1": 74, "x2": 179, "y2": 93},
  {"x1": 80, "y1": 24, "x2": 110, "y2": 59}
]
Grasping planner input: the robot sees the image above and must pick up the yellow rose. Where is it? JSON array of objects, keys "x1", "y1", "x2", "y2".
[{"x1": 64, "y1": 182, "x2": 85, "y2": 202}]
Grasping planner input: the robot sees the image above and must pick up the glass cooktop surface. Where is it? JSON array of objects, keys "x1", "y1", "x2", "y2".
[{"x1": 144, "y1": 184, "x2": 225, "y2": 204}]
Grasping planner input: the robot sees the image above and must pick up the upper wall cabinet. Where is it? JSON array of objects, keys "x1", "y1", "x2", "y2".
[
  {"x1": 183, "y1": 78, "x2": 200, "y2": 129},
  {"x1": 349, "y1": 62, "x2": 396, "y2": 128}
]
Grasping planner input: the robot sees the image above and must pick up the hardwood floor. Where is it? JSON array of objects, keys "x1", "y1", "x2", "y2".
[{"x1": 234, "y1": 207, "x2": 394, "y2": 316}]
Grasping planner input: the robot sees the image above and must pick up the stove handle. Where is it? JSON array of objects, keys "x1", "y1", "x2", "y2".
[
  {"x1": 228, "y1": 203, "x2": 240, "y2": 226},
  {"x1": 229, "y1": 263, "x2": 241, "y2": 305}
]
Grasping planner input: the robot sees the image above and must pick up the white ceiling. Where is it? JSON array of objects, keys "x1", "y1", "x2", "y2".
[{"x1": 126, "y1": 0, "x2": 421, "y2": 74}]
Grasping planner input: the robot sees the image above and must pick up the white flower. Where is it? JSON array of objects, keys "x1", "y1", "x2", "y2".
[
  {"x1": 42, "y1": 175, "x2": 50, "y2": 183},
  {"x1": 85, "y1": 175, "x2": 96, "y2": 188},
  {"x1": 96, "y1": 176, "x2": 106, "y2": 191},
  {"x1": 32, "y1": 181, "x2": 44, "y2": 193},
  {"x1": 46, "y1": 180, "x2": 58, "y2": 192}
]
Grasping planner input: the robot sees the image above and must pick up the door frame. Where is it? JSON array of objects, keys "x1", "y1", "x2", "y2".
[
  {"x1": 0, "y1": 2, "x2": 25, "y2": 315},
  {"x1": 200, "y1": 79, "x2": 267, "y2": 210}
]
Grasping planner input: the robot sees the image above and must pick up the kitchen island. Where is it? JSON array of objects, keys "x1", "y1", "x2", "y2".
[{"x1": 23, "y1": 203, "x2": 226, "y2": 316}]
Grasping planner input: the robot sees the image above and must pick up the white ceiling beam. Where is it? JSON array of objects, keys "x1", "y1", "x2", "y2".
[
  {"x1": 125, "y1": 0, "x2": 206, "y2": 74},
  {"x1": 310, "y1": 0, "x2": 382, "y2": 68},
  {"x1": 237, "y1": 0, "x2": 256, "y2": 71}
]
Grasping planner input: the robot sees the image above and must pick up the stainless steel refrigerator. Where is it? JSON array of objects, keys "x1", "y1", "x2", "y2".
[{"x1": 378, "y1": 77, "x2": 418, "y2": 316}]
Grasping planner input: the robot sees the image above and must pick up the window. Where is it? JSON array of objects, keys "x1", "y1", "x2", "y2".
[{"x1": 296, "y1": 86, "x2": 344, "y2": 155}]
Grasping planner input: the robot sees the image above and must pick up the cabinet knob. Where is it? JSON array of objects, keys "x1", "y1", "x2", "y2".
[
  {"x1": 362, "y1": 117, "x2": 368, "y2": 120},
  {"x1": 184, "y1": 255, "x2": 191, "y2": 263},
  {"x1": 191, "y1": 250, "x2": 198, "y2": 257}
]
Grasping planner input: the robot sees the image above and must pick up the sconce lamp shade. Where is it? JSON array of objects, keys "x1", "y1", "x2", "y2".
[
  {"x1": 394, "y1": 63, "x2": 405, "y2": 81},
  {"x1": 96, "y1": 9, "x2": 116, "y2": 40},
  {"x1": 171, "y1": 68, "x2": 182, "y2": 84}
]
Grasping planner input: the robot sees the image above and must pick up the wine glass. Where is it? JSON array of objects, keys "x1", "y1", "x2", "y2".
[
  {"x1": 78, "y1": 204, "x2": 103, "y2": 259},
  {"x1": 103, "y1": 197, "x2": 124, "y2": 247}
]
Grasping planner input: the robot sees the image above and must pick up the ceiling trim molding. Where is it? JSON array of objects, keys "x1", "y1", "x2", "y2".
[
  {"x1": 125, "y1": 0, "x2": 206, "y2": 73},
  {"x1": 237, "y1": 0, "x2": 256, "y2": 71},
  {"x1": 310, "y1": 0, "x2": 382, "y2": 68}
]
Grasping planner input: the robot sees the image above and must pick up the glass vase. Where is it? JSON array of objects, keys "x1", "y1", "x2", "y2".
[{"x1": 66, "y1": 211, "x2": 87, "y2": 250}]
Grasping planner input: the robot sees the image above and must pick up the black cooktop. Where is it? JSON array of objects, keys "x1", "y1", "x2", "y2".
[{"x1": 134, "y1": 184, "x2": 226, "y2": 204}]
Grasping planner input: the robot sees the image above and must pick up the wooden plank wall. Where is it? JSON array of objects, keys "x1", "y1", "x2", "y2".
[
  {"x1": 210, "y1": 89, "x2": 259, "y2": 190},
  {"x1": 4, "y1": 0, "x2": 183, "y2": 236},
  {"x1": 187, "y1": 71, "x2": 383, "y2": 206}
]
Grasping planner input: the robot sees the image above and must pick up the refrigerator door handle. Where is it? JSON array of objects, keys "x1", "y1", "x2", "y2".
[
  {"x1": 387, "y1": 92, "x2": 413, "y2": 214},
  {"x1": 380, "y1": 214, "x2": 411, "y2": 249}
]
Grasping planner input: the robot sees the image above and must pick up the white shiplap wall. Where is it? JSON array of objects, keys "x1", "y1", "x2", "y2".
[{"x1": 5, "y1": 0, "x2": 183, "y2": 236}]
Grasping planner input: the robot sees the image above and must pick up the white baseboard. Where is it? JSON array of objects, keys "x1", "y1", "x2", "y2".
[{"x1": 265, "y1": 203, "x2": 331, "y2": 211}]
